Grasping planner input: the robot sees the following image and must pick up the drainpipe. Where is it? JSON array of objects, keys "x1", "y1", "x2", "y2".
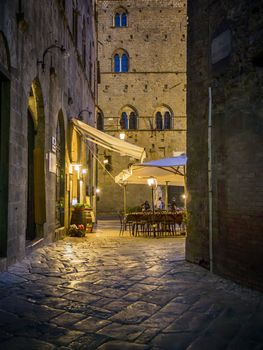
[
  {"x1": 183, "y1": 165, "x2": 187, "y2": 209},
  {"x1": 208, "y1": 87, "x2": 213, "y2": 273},
  {"x1": 92, "y1": 148, "x2": 97, "y2": 223}
]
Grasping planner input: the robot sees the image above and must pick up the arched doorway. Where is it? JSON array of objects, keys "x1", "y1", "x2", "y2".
[
  {"x1": 26, "y1": 109, "x2": 36, "y2": 240},
  {"x1": 0, "y1": 32, "x2": 10, "y2": 256},
  {"x1": 26, "y1": 79, "x2": 46, "y2": 242},
  {"x1": 56, "y1": 111, "x2": 65, "y2": 227}
]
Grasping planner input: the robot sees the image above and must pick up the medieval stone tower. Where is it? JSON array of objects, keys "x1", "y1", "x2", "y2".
[{"x1": 96, "y1": 0, "x2": 187, "y2": 216}]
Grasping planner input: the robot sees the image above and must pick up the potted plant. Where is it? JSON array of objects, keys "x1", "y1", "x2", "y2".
[
  {"x1": 72, "y1": 203, "x2": 92, "y2": 211},
  {"x1": 68, "y1": 224, "x2": 86, "y2": 237},
  {"x1": 70, "y1": 203, "x2": 94, "y2": 232}
]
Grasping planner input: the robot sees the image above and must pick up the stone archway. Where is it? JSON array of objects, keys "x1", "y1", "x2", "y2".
[
  {"x1": 55, "y1": 110, "x2": 66, "y2": 227},
  {"x1": 0, "y1": 32, "x2": 10, "y2": 257},
  {"x1": 26, "y1": 78, "x2": 46, "y2": 241}
]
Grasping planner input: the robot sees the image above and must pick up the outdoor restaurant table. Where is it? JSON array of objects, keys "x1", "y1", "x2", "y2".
[{"x1": 124, "y1": 210, "x2": 184, "y2": 237}]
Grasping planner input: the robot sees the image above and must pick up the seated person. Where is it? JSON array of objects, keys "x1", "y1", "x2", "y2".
[
  {"x1": 170, "y1": 197, "x2": 177, "y2": 211},
  {"x1": 141, "y1": 200, "x2": 151, "y2": 211},
  {"x1": 156, "y1": 197, "x2": 164, "y2": 210}
]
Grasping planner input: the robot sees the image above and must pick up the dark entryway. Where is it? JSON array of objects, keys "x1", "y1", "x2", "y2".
[
  {"x1": 26, "y1": 110, "x2": 36, "y2": 241},
  {"x1": 56, "y1": 112, "x2": 65, "y2": 227},
  {"x1": 26, "y1": 79, "x2": 46, "y2": 242},
  {"x1": 0, "y1": 73, "x2": 10, "y2": 257}
]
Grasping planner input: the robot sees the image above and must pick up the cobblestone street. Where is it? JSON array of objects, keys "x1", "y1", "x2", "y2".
[{"x1": 0, "y1": 221, "x2": 262, "y2": 350}]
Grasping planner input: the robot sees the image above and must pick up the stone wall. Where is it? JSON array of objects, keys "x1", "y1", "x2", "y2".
[
  {"x1": 186, "y1": 0, "x2": 263, "y2": 290},
  {"x1": 0, "y1": 0, "x2": 97, "y2": 268},
  {"x1": 97, "y1": 0, "x2": 187, "y2": 216}
]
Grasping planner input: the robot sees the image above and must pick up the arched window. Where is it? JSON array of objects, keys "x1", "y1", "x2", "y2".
[
  {"x1": 114, "y1": 54, "x2": 120, "y2": 72},
  {"x1": 164, "y1": 111, "x2": 172, "y2": 129},
  {"x1": 129, "y1": 112, "x2": 137, "y2": 130},
  {"x1": 115, "y1": 8, "x2": 128, "y2": 27},
  {"x1": 120, "y1": 112, "x2": 128, "y2": 129},
  {"x1": 113, "y1": 50, "x2": 129, "y2": 73},
  {"x1": 115, "y1": 13, "x2": 120, "y2": 27},
  {"x1": 97, "y1": 112, "x2": 104, "y2": 130},
  {"x1": 156, "y1": 112, "x2": 163, "y2": 130},
  {"x1": 121, "y1": 13, "x2": 127, "y2": 27},
  {"x1": 121, "y1": 54, "x2": 128, "y2": 72}
]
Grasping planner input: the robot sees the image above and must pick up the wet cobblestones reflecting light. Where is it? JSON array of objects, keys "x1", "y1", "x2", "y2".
[{"x1": 0, "y1": 221, "x2": 262, "y2": 349}]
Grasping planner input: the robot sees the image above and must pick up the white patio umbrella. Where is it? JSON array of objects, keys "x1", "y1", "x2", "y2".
[{"x1": 115, "y1": 152, "x2": 187, "y2": 212}]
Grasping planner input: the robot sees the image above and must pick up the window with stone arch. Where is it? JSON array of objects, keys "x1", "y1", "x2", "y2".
[
  {"x1": 155, "y1": 112, "x2": 163, "y2": 130},
  {"x1": 154, "y1": 106, "x2": 173, "y2": 130},
  {"x1": 119, "y1": 106, "x2": 138, "y2": 130},
  {"x1": 164, "y1": 111, "x2": 172, "y2": 130},
  {"x1": 113, "y1": 49, "x2": 129, "y2": 73},
  {"x1": 114, "y1": 7, "x2": 128, "y2": 27},
  {"x1": 129, "y1": 112, "x2": 137, "y2": 130},
  {"x1": 120, "y1": 112, "x2": 128, "y2": 130}
]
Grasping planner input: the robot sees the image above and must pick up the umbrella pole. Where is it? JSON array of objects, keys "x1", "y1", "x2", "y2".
[
  {"x1": 151, "y1": 187, "x2": 155, "y2": 215},
  {"x1": 165, "y1": 181, "x2": 169, "y2": 210},
  {"x1": 123, "y1": 184, "x2": 127, "y2": 215}
]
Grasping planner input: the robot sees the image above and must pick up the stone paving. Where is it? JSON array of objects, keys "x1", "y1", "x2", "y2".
[{"x1": 0, "y1": 220, "x2": 263, "y2": 350}]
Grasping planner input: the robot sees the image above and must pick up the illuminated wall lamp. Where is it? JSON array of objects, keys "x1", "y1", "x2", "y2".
[
  {"x1": 119, "y1": 132, "x2": 125, "y2": 140},
  {"x1": 74, "y1": 165, "x2": 81, "y2": 172},
  {"x1": 70, "y1": 163, "x2": 82, "y2": 172},
  {"x1": 72, "y1": 198, "x2": 78, "y2": 206}
]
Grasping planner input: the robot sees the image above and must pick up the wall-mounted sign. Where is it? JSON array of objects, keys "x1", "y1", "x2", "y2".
[
  {"x1": 211, "y1": 29, "x2": 232, "y2": 64},
  {"x1": 51, "y1": 136, "x2": 56, "y2": 153},
  {"x1": 49, "y1": 152, "x2": 56, "y2": 174}
]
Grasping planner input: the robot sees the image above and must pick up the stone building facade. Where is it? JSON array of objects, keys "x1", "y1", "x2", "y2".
[
  {"x1": 186, "y1": 0, "x2": 263, "y2": 290},
  {"x1": 0, "y1": 0, "x2": 97, "y2": 269},
  {"x1": 97, "y1": 0, "x2": 187, "y2": 216}
]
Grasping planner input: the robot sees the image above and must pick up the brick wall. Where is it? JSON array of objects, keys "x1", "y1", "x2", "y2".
[{"x1": 186, "y1": 0, "x2": 263, "y2": 290}]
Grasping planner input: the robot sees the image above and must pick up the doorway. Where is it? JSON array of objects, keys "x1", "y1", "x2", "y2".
[
  {"x1": 26, "y1": 110, "x2": 36, "y2": 240},
  {"x1": 0, "y1": 73, "x2": 10, "y2": 256},
  {"x1": 55, "y1": 112, "x2": 65, "y2": 227},
  {"x1": 26, "y1": 80, "x2": 46, "y2": 242}
]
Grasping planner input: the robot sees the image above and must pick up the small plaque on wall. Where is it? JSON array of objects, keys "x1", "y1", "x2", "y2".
[
  {"x1": 211, "y1": 29, "x2": 232, "y2": 64},
  {"x1": 51, "y1": 136, "x2": 56, "y2": 153},
  {"x1": 49, "y1": 152, "x2": 56, "y2": 174}
]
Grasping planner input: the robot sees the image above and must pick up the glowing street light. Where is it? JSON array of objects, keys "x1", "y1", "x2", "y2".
[{"x1": 147, "y1": 177, "x2": 157, "y2": 215}]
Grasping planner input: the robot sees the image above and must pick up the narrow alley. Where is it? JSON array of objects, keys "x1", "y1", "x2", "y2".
[{"x1": 0, "y1": 221, "x2": 262, "y2": 350}]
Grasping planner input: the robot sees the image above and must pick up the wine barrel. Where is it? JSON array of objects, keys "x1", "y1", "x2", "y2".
[{"x1": 70, "y1": 209, "x2": 93, "y2": 229}]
